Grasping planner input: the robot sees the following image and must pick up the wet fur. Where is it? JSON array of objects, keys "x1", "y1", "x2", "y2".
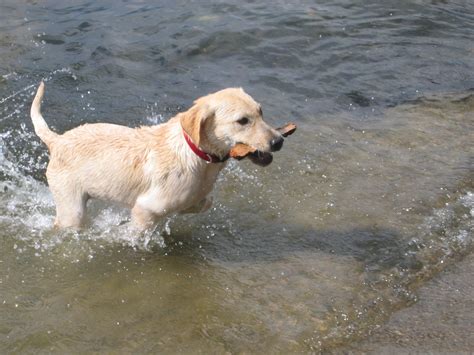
[{"x1": 30, "y1": 83, "x2": 281, "y2": 230}]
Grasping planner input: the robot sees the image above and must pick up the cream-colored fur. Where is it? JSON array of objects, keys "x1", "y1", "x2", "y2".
[{"x1": 30, "y1": 82, "x2": 281, "y2": 230}]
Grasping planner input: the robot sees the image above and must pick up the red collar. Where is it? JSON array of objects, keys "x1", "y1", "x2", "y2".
[{"x1": 182, "y1": 129, "x2": 229, "y2": 163}]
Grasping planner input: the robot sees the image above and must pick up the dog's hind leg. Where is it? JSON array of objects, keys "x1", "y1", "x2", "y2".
[{"x1": 48, "y1": 179, "x2": 88, "y2": 229}]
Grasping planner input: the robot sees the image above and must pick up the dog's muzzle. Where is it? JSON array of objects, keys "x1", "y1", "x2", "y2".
[{"x1": 270, "y1": 136, "x2": 284, "y2": 152}]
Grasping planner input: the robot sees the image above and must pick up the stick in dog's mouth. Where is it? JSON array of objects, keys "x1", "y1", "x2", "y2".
[
  {"x1": 248, "y1": 150, "x2": 273, "y2": 167},
  {"x1": 229, "y1": 122, "x2": 296, "y2": 166}
]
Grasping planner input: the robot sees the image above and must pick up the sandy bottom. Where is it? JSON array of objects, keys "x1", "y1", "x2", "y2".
[{"x1": 350, "y1": 253, "x2": 474, "y2": 354}]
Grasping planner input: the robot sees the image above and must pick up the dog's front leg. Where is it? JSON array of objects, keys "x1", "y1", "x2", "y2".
[
  {"x1": 180, "y1": 197, "x2": 213, "y2": 214},
  {"x1": 131, "y1": 204, "x2": 161, "y2": 231}
]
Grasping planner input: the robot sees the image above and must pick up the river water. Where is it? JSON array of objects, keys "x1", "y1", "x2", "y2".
[{"x1": 0, "y1": 0, "x2": 473, "y2": 353}]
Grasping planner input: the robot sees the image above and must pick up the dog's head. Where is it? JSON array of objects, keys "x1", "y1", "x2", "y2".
[{"x1": 180, "y1": 88, "x2": 283, "y2": 163}]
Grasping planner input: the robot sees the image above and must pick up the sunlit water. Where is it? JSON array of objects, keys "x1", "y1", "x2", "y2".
[{"x1": 1, "y1": 0, "x2": 473, "y2": 352}]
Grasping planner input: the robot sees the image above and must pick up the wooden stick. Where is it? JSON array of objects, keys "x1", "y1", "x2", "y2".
[{"x1": 277, "y1": 122, "x2": 297, "y2": 137}]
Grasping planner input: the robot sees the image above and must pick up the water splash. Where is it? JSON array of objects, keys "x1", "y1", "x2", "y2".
[{"x1": 0, "y1": 72, "x2": 172, "y2": 254}]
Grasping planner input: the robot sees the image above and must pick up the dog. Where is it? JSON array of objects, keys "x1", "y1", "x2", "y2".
[{"x1": 30, "y1": 82, "x2": 284, "y2": 230}]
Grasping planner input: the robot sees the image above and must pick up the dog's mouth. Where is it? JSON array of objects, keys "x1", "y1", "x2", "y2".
[
  {"x1": 228, "y1": 123, "x2": 296, "y2": 166},
  {"x1": 228, "y1": 143, "x2": 274, "y2": 167},
  {"x1": 247, "y1": 150, "x2": 273, "y2": 167}
]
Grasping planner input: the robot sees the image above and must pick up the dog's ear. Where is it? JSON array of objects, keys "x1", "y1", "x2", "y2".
[{"x1": 180, "y1": 101, "x2": 214, "y2": 147}]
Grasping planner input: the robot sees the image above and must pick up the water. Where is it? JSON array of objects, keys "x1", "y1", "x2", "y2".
[{"x1": 0, "y1": 0, "x2": 473, "y2": 352}]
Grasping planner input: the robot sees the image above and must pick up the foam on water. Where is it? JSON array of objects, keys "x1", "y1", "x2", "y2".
[
  {"x1": 423, "y1": 190, "x2": 474, "y2": 259},
  {"x1": 0, "y1": 133, "x2": 170, "y2": 254},
  {"x1": 461, "y1": 192, "x2": 474, "y2": 217}
]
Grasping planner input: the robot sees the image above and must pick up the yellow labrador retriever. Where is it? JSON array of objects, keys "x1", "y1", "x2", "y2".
[{"x1": 30, "y1": 82, "x2": 283, "y2": 230}]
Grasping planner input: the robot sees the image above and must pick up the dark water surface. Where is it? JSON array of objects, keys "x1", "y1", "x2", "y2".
[{"x1": 0, "y1": 0, "x2": 473, "y2": 352}]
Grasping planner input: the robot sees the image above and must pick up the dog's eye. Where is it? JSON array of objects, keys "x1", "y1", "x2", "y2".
[{"x1": 237, "y1": 117, "x2": 250, "y2": 125}]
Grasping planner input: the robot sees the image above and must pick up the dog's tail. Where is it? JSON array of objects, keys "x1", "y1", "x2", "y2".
[{"x1": 30, "y1": 82, "x2": 58, "y2": 148}]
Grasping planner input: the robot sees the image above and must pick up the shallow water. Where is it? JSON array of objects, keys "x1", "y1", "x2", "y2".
[
  {"x1": 1, "y1": 0, "x2": 473, "y2": 352},
  {"x1": 353, "y1": 252, "x2": 474, "y2": 353}
]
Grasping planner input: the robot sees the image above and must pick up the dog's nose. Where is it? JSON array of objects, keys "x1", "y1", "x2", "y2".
[{"x1": 270, "y1": 136, "x2": 284, "y2": 152}]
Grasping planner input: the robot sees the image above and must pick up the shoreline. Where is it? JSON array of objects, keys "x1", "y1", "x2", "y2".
[{"x1": 348, "y1": 252, "x2": 474, "y2": 353}]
